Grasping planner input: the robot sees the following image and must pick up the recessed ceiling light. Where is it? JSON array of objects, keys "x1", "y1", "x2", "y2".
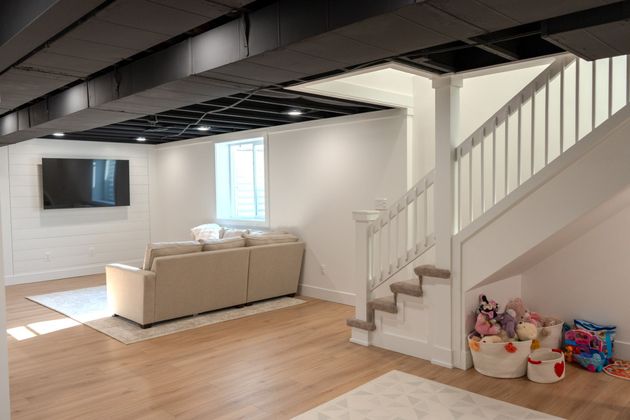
[
  {"x1": 287, "y1": 110, "x2": 303, "y2": 116},
  {"x1": 52, "y1": 132, "x2": 65, "y2": 137},
  {"x1": 196, "y1": 125, "x2": 211, "y2": 131},
  {"x1": 136, "y1": 136, "x2": 147, "y2": 142}
]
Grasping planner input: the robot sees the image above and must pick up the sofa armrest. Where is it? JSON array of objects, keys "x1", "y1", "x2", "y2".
[{"x1": 106, "y1": 263, "x2": 156, "y2": 326}]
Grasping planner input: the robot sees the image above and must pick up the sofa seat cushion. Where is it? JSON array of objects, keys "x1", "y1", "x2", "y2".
[
  {"x1": 244, "y1": 232, "x2": 299, "y2": 246},
  {"x1": 191, "y1": 223, "x2": 223, "y2": 241},
  {"x1": 143, "y1": 241, "x2": 203, "y2": 270},
  {"x1": 201, "y1": 237, "x2": 246, "y2": 251}
]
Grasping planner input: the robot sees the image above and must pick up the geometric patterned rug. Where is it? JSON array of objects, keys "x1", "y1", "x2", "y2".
[
  {"x1": 293, "y1": 370, "x2": 563, "y2": 420},
  {"x1": 27, "y1": 285, "x2": 305, "y2": 345}
]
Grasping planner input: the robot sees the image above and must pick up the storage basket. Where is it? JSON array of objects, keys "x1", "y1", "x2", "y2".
[
  {"x1": 527, "y1": 348, "x2": 565, "y2": 383},
  {"x1": 537, "y1": 319, "x2": 563, "y2": 349},
  {"x1": 468, "y1": 333, "x2": 533, "y2": 378}
]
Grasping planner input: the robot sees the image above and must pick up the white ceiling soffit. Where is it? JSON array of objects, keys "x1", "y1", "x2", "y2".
[
  {"x1": 288, "y1": 62, "x2": 436, "y2": 108},
  {"x1": 287, "y1": 55, "x2": 563, "y2": 109}
]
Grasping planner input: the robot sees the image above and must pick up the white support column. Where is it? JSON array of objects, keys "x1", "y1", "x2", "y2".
[
  {"x1": 350, "y1": 210, "x2": 380, "y2": 347},
  {"x1": 431, "y1": 76, "x2": 462, "y2": 368},
  {"x1": 405, "y1": 108, "x2": 415, "y2": 190}
]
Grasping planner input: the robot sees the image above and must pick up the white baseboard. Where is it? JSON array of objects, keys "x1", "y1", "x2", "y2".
[
  {"x1": 4, "y1": 259, "x2": 143, "y2": 286},
  {"x1": 615, "y1": 340, "x2": 630, "y2": 360},
  {"x1": 431, "y1": 345, "x2": 454, "y2": 369},
  {"x1": 350, "y1": 328, "x2": 370, "y2": 347},
  {"x1": 370, "y1": 330, "x2": 432, "y2": 360},
  {"x1": 462, "y1": 349, "x2": 473, "y2": 370},
  {"x1": 299, "y1": 283, "x2": 355, "y2": 306}
]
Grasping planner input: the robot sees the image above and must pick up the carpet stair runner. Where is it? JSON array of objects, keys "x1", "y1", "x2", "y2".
[{"x1": 346, "y1": 265, "x2": 451, "y2": 331}]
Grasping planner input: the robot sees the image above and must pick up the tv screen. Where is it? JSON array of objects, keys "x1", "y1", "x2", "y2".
[{"x1": 42, "y1": 158, "x2": 130, "y2": 209}]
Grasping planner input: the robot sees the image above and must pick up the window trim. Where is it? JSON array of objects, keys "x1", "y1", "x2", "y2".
[{"x1": 215, "y1": 135, "x2": 269, "y2": 227}]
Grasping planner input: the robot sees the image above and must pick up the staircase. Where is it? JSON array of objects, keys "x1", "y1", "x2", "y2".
[
  {"x1": 347, "y1": 264, "x2": 450, "y2": 331},
  {"x1": 348, "y1": 52, "x2": 630, "y2": 369}
]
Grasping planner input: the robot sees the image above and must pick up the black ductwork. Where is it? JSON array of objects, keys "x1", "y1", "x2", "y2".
[{"x1": 0, "y1": 0, "x2": 418, "y2": 144}]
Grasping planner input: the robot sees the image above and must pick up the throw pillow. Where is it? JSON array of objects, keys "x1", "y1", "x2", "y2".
[
  {"x1": 191, "y1": 223, "x2": 223, "y2": 241},
  {"x1": 244, "y1": 232, "x2": 299, "y2": 246},
  {"x1": 222, "y1": 228, "x2": 250, "y2": 238},
  {"x1": 201, "y1": 237, "x2": 246, "y2": 251},
  {"x1": 143, "y1": 241, "x2": 203, "y2": 270}
]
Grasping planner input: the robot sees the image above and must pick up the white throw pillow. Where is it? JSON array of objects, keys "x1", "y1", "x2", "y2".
[
  {"x1": 244, "y1": 232, "x2": 299, "y2": 247},
  {"x1": 191, "y1": 223, "x2": 223, "y2": 241},
  {"x1": 222, "y1": 228, "x2": 249, "y2": 238},
  {"x1": 143, "y1": 241, "x2": 203, "y2": 270},
  {"x1": 201, "y1": 237, "x2": 246, "y2": 251}
]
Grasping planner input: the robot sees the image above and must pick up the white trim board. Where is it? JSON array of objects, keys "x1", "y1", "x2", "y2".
[
  {"x1": 299, "y1": 283, "x2": 355, "y2": 306},
  {"x1": 369, "y1": 329, "x2": 432, "y2": 361},
  {"x1": 5, "y1": 259, "x2": 142, "y2": 286}
]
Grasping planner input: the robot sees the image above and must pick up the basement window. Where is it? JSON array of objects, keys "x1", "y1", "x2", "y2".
[{"x1": 215, "y1": 137, "x2": 268, "y2": 225}]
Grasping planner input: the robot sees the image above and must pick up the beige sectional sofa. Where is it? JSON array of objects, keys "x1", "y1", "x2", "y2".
[{"x1": 106, "y1": 241, "x2": 305, "y2": 328}]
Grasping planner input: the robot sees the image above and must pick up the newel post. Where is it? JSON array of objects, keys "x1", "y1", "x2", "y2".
[
  {"x1": 431, "y1": 76, "x2": 462, "y2": 367},
  {"x1": 350, "y1": 210, "x2": 380, "y2": 346}
]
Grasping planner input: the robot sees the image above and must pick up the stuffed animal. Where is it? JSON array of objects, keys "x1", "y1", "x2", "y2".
[
  {"x1": 505, "y1": 298, "x2": 528, "y2": 322},
  {"x1": 475, "y1": 295, "x2": 501, "y2": 336},
  {"x1": 523, "y1": 310, "x2": 542, "y2": 327},
  {"x1": 516, "y1": 321, "x2": 538, "y2": 341},
  {"x1": 498, "y1": 308, "x2": 517, "y2": 339},
  {"x1": 499, "y1": 329, "x2": 518, "y2": 342},
  {"x1": 480, "y1": 335, "x2": 503, "y2": 344}
]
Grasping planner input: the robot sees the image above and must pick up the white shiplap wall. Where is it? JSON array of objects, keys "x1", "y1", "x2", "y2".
[{"x1": 2, "y1": 139, "x2": 153, "y2": 285}]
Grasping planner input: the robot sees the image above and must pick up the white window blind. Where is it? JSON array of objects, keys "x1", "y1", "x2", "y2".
[{"x1": 216, "y1": 137, "x2": 267, "y2": 223}]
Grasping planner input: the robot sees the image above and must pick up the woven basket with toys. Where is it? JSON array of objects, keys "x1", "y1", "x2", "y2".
[{"x1": 468, "y1": 295, "x2": 563, "y2": 379}]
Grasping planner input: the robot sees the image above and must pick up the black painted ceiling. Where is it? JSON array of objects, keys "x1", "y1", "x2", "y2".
[
  {"x1": 42, "y1": 88, "x2": 387, "y2": 144},
  {"x1": 1, "y1": 0, "x2": 630, "y2": 145}
]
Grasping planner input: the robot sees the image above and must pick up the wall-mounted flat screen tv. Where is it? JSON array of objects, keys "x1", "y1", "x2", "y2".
[{"x1": 42, "y1": 158, "x2": 130, "y2": 209}]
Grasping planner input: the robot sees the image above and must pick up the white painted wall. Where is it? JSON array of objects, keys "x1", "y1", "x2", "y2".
[
  {"x1": 150, "y1": 141, "x2": 215, "y2": 241},
  {"x1": 1, "y1": 139, "x2": 153, "y2": 285},
  {"x1": 522, "y1": 203, "x2": 630, "y2": 360},
  {"x1": 459, "y1": 64, "x2": 550, "y2": 143},
  {"x1": 152, "y1": 110, "x2": 407, "y2": 305},
  {"x1": 0, "y1": 215, "x2": 10, "y2": 420}
]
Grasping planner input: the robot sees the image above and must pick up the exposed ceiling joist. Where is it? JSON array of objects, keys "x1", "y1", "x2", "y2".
[{"x1": 3, "y1": 0, "x2": 630, "y2": 145}]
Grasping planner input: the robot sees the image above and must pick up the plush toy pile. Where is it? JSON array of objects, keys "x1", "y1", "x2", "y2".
[{"x1": 469, "y1": 295, "x2": 561, "y2": 346}]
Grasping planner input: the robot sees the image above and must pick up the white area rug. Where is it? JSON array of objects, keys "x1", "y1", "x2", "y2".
[
  {"x1": 293, "y1": 370, "x2": 563, "y2": 420},
  {"x1": 27, "y1": 285, "x2": 305, "y2": 345}
]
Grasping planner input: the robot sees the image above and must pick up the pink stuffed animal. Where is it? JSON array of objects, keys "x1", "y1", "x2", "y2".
[
  {"x1": 475, "y1": 295, "x2": 501, "y2": 336},
  {"x1": 505, "y1": 298, "x2": 527, "y2": 322}
]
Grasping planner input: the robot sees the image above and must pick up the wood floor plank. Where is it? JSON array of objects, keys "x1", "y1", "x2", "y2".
[{"x1": 6, "y1": 274, "x2": 630, "y2": 419}]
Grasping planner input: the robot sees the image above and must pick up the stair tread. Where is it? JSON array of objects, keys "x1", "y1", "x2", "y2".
[
  {"x1": 390, "y1": 280, "x2": 423, "y2": 297},
  {"x1": 368, "y1": 295, "x2": 398, "y2": 313},
  {"x1": 347, "y1": 318, "x2": 376, "y2": 331},
  {"x1": 414, "y1": 264, "x2": 450, "y2": 279}
]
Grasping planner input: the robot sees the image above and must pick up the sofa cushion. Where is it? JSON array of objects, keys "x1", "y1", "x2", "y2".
[
  {"x1": 201, "y1": 237, "x2": 246, "y2": 251},
  {"x1": 222, "y1": 228, "x2": 249, "y2": 238},
  {"x1": 191, "y1": 223, "x2": 223, "y2": 241},
  {"x1": 244, "y1": 232, "x2": 299, "y2": 246},
  {"x1": 143, "y1": 241, "x2": 203, "y2": 271}
]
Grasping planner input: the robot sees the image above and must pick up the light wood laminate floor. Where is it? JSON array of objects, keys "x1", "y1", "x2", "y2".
[{"x1": 5, "y1": 275, "x2": 630, "y2": 419}]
